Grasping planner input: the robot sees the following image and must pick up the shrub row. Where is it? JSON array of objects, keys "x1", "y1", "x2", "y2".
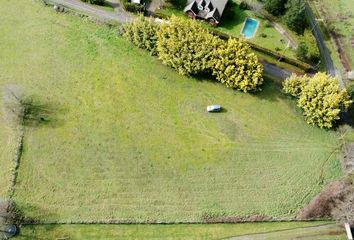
[
  {"x1": 152, "y1": 11, "x2": 313, "y2": 73},
  {"x1": 122, "y1": 16, "x2": 264, "y2": 92}
]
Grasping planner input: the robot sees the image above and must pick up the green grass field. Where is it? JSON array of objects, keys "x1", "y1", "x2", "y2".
[
  {"x1": 13, "y1": 222, "x2": 346, "y2": 240},
  {"x1": 0, "y1": 0, "x2": 342, "y2": 223}
]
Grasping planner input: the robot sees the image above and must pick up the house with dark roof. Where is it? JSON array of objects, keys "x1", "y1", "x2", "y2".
[{"x1": 184, "y1": 0, "x2": 229, "y2": 26}]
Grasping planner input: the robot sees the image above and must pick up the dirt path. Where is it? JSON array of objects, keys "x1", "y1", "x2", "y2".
[{"x1": 226, "y1": 224, "x2": 346, "y2": 240}]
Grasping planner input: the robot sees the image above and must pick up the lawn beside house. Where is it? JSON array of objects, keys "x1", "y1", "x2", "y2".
[
  {"x1": 0, "y1": 0, "x2": 342, "y2": 223},
  {"x1": 217, "y1": 2, "x2": 297, "y2": 59}
]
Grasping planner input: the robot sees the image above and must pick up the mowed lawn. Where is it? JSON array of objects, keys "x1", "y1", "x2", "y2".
[{"x1": 0, "y1": 0, "x2": 341, "y2": 222}]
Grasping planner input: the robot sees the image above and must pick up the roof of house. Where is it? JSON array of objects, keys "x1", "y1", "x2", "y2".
[{"x1": 184, "y1": 0, "x2": 228, "y2": 22}]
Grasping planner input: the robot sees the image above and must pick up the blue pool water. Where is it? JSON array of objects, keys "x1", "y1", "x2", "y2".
[{"x1": 241, "y1": 18, "x2": 259, "y2": 39}]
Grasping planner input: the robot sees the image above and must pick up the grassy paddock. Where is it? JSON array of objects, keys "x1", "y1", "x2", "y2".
[
  {"x1": 14, "y1": 222, "x2": 345, "y2": 240},
  {"x1": 0, "y1": 0, "x2": 342, "y2": 223}
]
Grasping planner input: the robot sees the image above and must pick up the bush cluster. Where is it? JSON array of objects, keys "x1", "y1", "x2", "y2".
[
  {"x1": 156, "y1": 16, "x2": 219, "y2": 76},
  {"x1": 122, "y1": 16, "x2": 264, "y2": 92},
  {"x1": 283, "y1": 73, "x2": 352, "y2": 128},
  {"x1": 121, "y1": 0, "x2": 145, "y2": 13},
  {"x1": 210, "y1": 38, "x2": 264, "y2": 92},
  {"x1": 296, "y1": 30, "x2": 320, "y2": 64},
  {"x1": 264, "y1": 0, "x2": 287, "y2": 16},
  {"x1": 122, "y1": 16, "x2": 158, "y2": 55}
]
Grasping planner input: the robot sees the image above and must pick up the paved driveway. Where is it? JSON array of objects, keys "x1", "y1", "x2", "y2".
[{"x1": 49, "y1": 0, "x2": 134, "y2": 23}]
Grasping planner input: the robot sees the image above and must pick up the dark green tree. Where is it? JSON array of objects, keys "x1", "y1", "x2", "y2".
[
  {"x1": 296, "y1": 42, "x2": 308, "y2": 61},
  {"x1": 284, "y1": 0, "x2": 307, "y2": 34},
  {"x1": 264, "y1": 0, "x2": 287, "y2": 16}
]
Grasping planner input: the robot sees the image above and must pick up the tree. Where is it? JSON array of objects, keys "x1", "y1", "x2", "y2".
[
  {"x1": 222, "y1": 0, "x2": 238, "y2": 21},
  {"x1": 264, "y1": 0, "x2": 287, "y2": 16},
  {"x1": 284, "y1": 0, "x2": 307, "y2": 34},
  {"x1": 122, "y1": 16, "x2": 159, "y2": 55},
  {"x1": 303, "y1": 29, "x2": 320, "y2": 63},
  {"x1": 283, "y1": 73, "x2": 352, "y2": 128},
  {"x1": 296, "y1": 42, "x2": 309, "y2": 61},
  {"x1": 157, "y1": 16, "x2": 220, "y2": 75},
  {"x1": 296, "y1": 30, "x2": 320, "y2": 63},
  {"x1": 210, "y1": 38, "x2": 263, "y2": 92}
]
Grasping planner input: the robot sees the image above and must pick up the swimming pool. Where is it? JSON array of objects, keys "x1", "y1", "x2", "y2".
[{"x1": 241, "y1": 18, "x2": 259, "y2": 39}]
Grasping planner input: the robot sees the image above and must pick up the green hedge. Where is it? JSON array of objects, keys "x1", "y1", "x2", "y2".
[{"x1": 152, "y1": 10, "x2": 313, "y2": 72}]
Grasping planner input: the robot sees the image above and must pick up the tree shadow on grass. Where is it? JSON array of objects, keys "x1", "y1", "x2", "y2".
[
  {"x1": 7, "y1": 202, "x2": 64, "y2": 239},
  {"x1": 22, "y1": 97, "x2": 66, "y2": 128},
  {"x1": 253, "y1": 77, "x2": 289, "y2": 102},
  {"x1": 192, "y1": 72, "x2": 216, "y2": 83},
  {"x1": 2, "y1": 86, "x2": 66, "y2": 129},
  {"x1": 192, "y1": 71, "x2": 289, "y2": 103},
  {"x1": 338, "y1": 102, "x2": 354, "y2": 128}
]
